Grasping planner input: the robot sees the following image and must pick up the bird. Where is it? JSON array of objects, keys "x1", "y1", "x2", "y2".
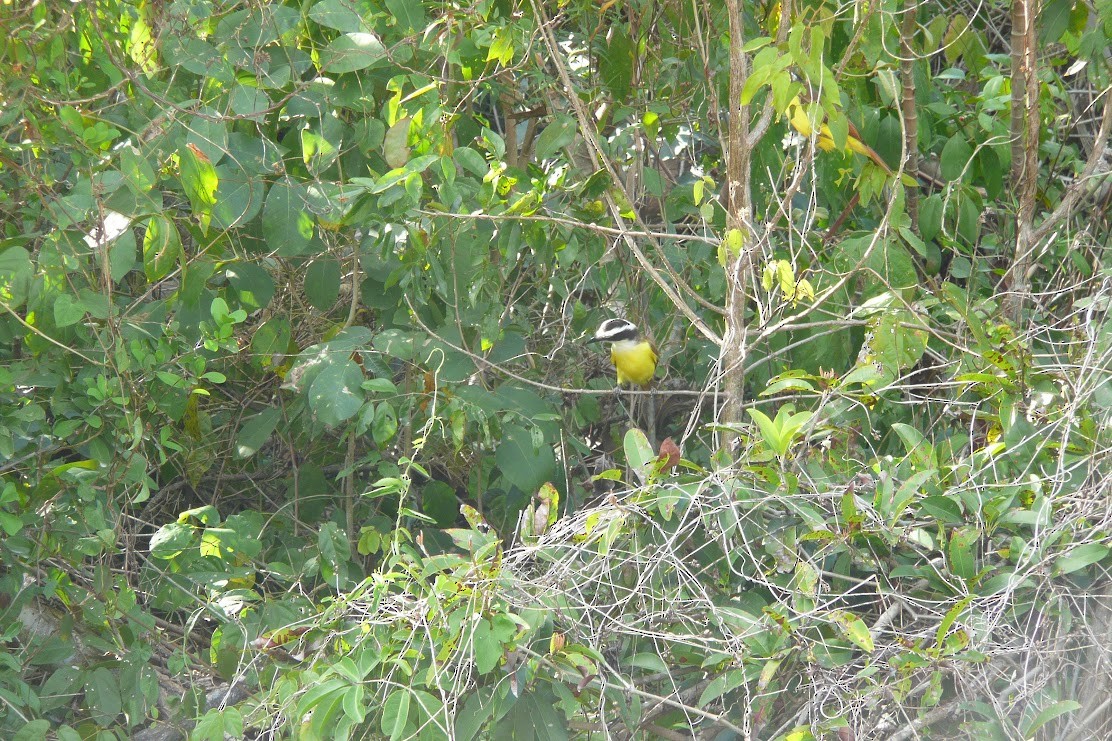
[
  {"x1": 587, "y1": 318, "x2": 658, "y2": 388},
  {"x1": 786, "y1": 95, "x2": 892, "y2": 174}
]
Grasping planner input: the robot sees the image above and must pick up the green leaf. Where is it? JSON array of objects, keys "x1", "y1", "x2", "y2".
[
  {"x1": 496, "y1": 691, "x2": 569, "y2": 741},
  {"x1": 919, "y1": 194, "x2": 943, "y2": 243},
  {"x1": 342, "y1": 684, "x2": 366, "y2": 723},
  {"x1": 887, "y1": 469, "x2": 937, "y2": 520},
  {"x1": 1040, "y1": 0, "x2": 1074, "y2": 42},
  {"x1": 210, "y1": 296, "x2": 245, "y2": 324},
  {"x1": 453, "y1": 146, "x2": 488, "y2": 177},
  {"x1": 761, "y1": 377, "x2": 816, "y2": 396},
  {"x1": 309, "y1": 0, "x2": 372, "y2": 32},
  {"x1": 955, "y1": 191, "x2": 981, "y2": 247},
  {"x1": 748, "y1": 408, "x2": 784, "y2": 456},
  {"x1": 218, "y1": 708, "x2": 244, "y2": 739},
  {"x1": 120, "y1": 144, "x2": 156, "y2": 194},
  {"x1": 495, "y1": 424, "x2": 555, "y2": 492},
  {"x1": 384, "y1": 117, "x2": 412, "y2": 169},
  {"x1": 919, "y1": 495, "x2": 964, "y2": 525},
  {"x1": 472, "y1": 618, "x2": 502, "y2": 674},
  {"x1": 940, "y1": 134, "x2": 973, "y2": 182},
  {"x1": 318, "y1": 521, "x2": 351, "y2": 579},
  {"x1": 323, "y1": 32, "x2": 386, "y2": 73},
  {"x1": 149, "y1": 522, "x2": 196, "y2": 558},
  {"x1": 185, "y1": 109, "x2": 228, "y2": 165},
  {"x1": 191, "y1": 712, "x2": 221, "y2": 741},
  {"x1": 108, "y1": 230, "x2": 137, "y2": 282},
  {"x1": 454, "y1": 688, "x2": 499, "y2": 740},
  {"x1": 421, "y1": 480, "x2": 458, "y2": 527},
  {"x1": 13, "y1": 720, "x2": 51, "y2": 741},
  {"x1": 326, "y1": 326, "x2": 374, "y2": 351},
  {"x1": 213, "y1": 164, "x2": 265, "y2": 230},
  {"x1": 948, "y1": 526, "x2": 978, "y2": 580},
  {"x1": 1025, "y1": 700, "x2": 1081, "y2": 737},
  {"x1": 487, "y1": 29, "x2": 514, "y2": 65},
  {"x1": 0, "y1": 245, "x2": 32, "y2": 308},
  {"x1": 599, "y1": 30, "x2": 634, "y2": 100},
  {"x1": 534, "y1": 116, "x2": 577, "y2": 161},
  {"x1": 826, "y1": 109, "x2": 849, "y2": 152},
  {"x1": 53, "y1": 293, "x2": 86, "y2": 328},
  {"x1": 306, "y1": 689, "x2": 346, "y2": 741},
  {"x1": 54, "y1": 726, "x2": 82, "y2": 741},
  {"x1": 891, "y1": 422, "x2": 933, "y2": 469},
  {"x1": 230, "y1": 84, "x2": 270, "y2": 116},
  {"x1": 628, "y1": 652, "x2": 669, "y2": 672},
  {"x1": 227, "y1": 261, "x2": 275, "y2": 311},
  {"x1": 142, "y1": 215, "x2": 182, "y2": 282},
  {"x1": 361, "y1": 377, "x2": 398, "y2": 394},
  {"x1": 829, "y1": 610, "x2": 874, "y2": 653},
  {"x1": 739, "y1": 50, "x2": 776, "y2": 105},
  {"x1": 385, "y1": 0, "x2": 425, "y2": 33},
  {"x1": 262, "y1": 181, "x2": 314, "y2": 256},
  {"x1": 164, "y1": 37, "x2": 233, "y2": 81},
  {"x1": 976, "y1": 146, "x2": 1003, "y2": 199},
  {"x1": 252, "y1": 317, "x2": 291, "y2": 368},
  {"x1": 372, "y1": 401, "x2": 398, "y2": 445},
  {"x1": 180, "y1": 144, "x2": 219, "y2": 234},
  {"x1": 837, "y1": 236, "x2": 918, "y2": 293},
  {"x1": 934, "y1": 595, "x2": 975, "y2": 648},
  {"x1": 381, "y1": 688, "x2": 412, "y2": 740},
  {"x1": 697, "y1": 668, "x2": 749, "y2": 707},
  {"x1": 236, "y1": 407, "x2": 282, "y2": 458},
  {"x1": 899, "y1": 225, "x2": 928, "y2": 258},
  {"x1": 84, "y1": 667, "x2": 123, "y2": 726},
  {"x1": 623, "y1": 427, "x2": 655, "y2": 484},
  {"x1": 305, "y1": 258, "x2": 341, "y2": 310},
  {"x1": 308, "y1": 358, "x2": 365, "y2": 426},
  {"x1": 1054, "y1": 542, "x2": 1109, "y2": 575}
]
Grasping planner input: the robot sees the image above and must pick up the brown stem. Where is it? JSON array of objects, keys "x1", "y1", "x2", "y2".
[
  {"x1": 899, "y1": 0, "x2": 920, "y2": 231},
  {"x1": 1005, "y1": 0, "x2": 1040, "y2": 318},
  {"x1": 824, "y1": 192, "x2": 861, "y2": 243},
  {"x1": 1032, "y1": 91, "x2": 1112, "y2": 244},
  {"x1": 720, "y1": 0, "x2": 754, "y2": 452}
]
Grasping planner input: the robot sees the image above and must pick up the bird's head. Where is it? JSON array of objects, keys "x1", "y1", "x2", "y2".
[{"x1": 587, "y1": 318, "x2": 639, "y2": 344}]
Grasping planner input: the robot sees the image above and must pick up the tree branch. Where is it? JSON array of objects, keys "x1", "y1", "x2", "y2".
[{"x1": 1031, "y1": 89, "x2": 1112, "y2": 243}]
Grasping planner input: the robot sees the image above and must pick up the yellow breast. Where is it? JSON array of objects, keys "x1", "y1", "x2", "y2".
[
  {"x1": 610, "y1": 340, "x2": 657, "y2": 387},
  {"x1": 789, "y1": 98, "x2": 836, "y2": 152}
]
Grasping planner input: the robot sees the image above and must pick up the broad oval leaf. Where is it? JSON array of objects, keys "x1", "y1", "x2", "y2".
[
  {"x1": 142, "y1": 215, "x2": 182, "y2": 282},
  {"x1": 384, "y1": 117, "x2": 412, "y2": 169},
  {"x1": 308, "y1": 357, "x2": 365, "y2": 426},
  {"x1": 534, "y1": 116, "x2": 577, "y2": 161},
  {"x1": 308, "y1": 0, "x2": 371, "y2": 32},
  {"x1": 304, "y1": 258, "x2": 341, "y2": 310},
  {"x1": 0, "y1": 245, "x2": 33, "y2": 308},
  {"x1": 262, "y1": 181, "x2": 314, "y2": 256},
  {"x1": 830, "y1": 610, "x2": 875, "y2": 653},
  {"x1": 381, "y1": 688, "x2": 412, "y2": 740},
  {"x1": 236, "y1": 407, "x2": 282, "y2": 459},
  {"x1": 323, "y1": 32, "x2": 386, "y2": 73},
  {"x1": 940, "y1": 134, "x2": 973, "y2": 182}
]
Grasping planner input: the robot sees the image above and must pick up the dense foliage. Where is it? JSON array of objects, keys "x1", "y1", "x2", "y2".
[{"x1": 1, "y1": 0, "x2": 1109, "y2": 738}]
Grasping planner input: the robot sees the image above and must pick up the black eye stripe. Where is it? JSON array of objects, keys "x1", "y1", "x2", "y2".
[{"x1": 595, "y1": 320, "x2": 639, "y2": 342}]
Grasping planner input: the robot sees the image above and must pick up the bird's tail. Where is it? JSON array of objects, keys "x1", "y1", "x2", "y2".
[{"x1": 847, "y1": 136, "x2": 893, "y2": 175}]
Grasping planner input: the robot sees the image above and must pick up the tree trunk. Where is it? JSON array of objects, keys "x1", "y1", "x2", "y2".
[
  {"x1": 900, "y1": 0, "x2": 919, "y2": 231},
  {"x1": 1004, "y1": 0, "x2": 1040, "y2": 319},
  {"x1": 719, "y1": 0, "x2": 754, "y2": 453}
]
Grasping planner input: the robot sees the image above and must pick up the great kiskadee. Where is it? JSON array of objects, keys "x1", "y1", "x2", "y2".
[
  {"x1": 786, "y1": 95, "x2": 892, "y2": 174},
  {"x1": 587, "y1": 319, "x2": 658, "y2": 388}
]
